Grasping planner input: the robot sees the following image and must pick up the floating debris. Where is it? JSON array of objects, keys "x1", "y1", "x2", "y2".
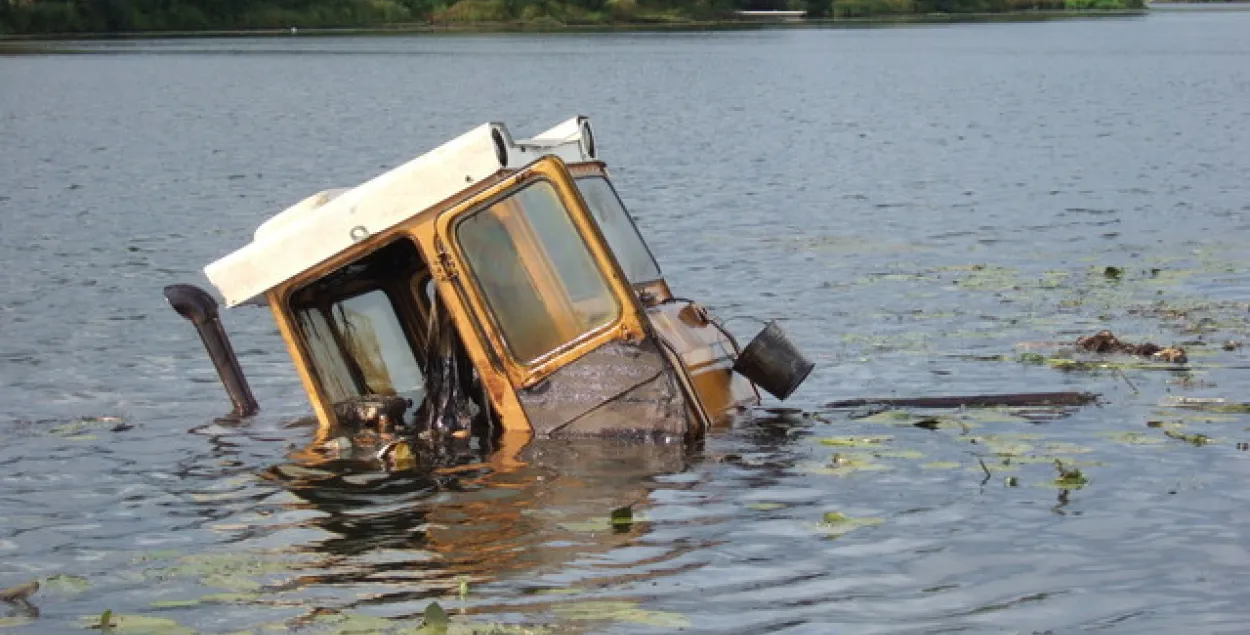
[
  {"x1": 1053, "y1": 460, "x2": 1088, "y2": 489},
  {"x1": 1076, "y1": 330, "x2": 1187, "y2": 364},
  {"x1": 1163, "y1": 430, "x2": 1212, "y2": 446},
  {"x1": 1161, "y1": 396, "x2": 1250, "y2": 414},
  {"x1": 826, "y1": 391, "x2": 1099, "y2": 410},
  {"x1": 0, "y1": 580, "x2": 38, "y2": 603}
]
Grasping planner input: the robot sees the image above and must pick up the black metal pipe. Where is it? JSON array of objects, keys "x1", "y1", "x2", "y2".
[{"x1": 163, "y1": 283, "x2": 259, "y2": 418}]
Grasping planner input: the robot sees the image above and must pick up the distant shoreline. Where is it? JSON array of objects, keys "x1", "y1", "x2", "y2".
[{"x1": 0, "y1": 10, "x2": 1152, "y2": 42}]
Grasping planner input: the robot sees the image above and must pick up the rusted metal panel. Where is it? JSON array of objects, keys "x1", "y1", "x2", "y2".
[
  {"x1": 517, "y1": 340, "x2": 689, "y2": 438},
  {"x1": 646, "y1": 302, "x2": 760, "y2": 424}
]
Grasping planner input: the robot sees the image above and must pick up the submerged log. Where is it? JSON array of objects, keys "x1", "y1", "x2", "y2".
[{"x1": 825, "y1": 391, "x2": 1100, "y2": 410}]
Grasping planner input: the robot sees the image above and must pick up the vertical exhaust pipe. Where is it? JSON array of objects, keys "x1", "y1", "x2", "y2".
[{"x1": 163, "y1": 284, "x2": 259, "y2": 418}]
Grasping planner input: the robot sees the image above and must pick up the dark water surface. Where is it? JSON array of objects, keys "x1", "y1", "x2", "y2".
[{"x1": 4, "y1": 8, "x2": 1250, "y2": 634}]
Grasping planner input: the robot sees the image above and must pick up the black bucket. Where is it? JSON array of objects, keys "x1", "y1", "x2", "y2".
[{"x1": 732, "y1": 321, "x2": 814, "y2": 401}]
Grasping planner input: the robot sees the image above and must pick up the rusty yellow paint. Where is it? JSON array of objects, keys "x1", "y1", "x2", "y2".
[
  {"x1": 268, "y1": 289, "x2": 338, "y2": 440},
  {"x1": 408, "y1": 223, "x2": 531, "y2": 434},
  {"x1": 265, "y1": 155, "x2": 755, "y2": 439},
  {"x1": 647, "y1": 302, "x2": 758, "y2": 426}
]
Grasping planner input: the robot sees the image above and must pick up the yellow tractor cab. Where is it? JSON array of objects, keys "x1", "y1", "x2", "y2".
[{"x1": 165, "y1": 116, "x2": 813, "y2": 450}]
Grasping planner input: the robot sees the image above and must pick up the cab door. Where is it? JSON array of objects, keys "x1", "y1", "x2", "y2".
[{"x1": 430, "y1": 157, "x2": 687, "y2": 436}]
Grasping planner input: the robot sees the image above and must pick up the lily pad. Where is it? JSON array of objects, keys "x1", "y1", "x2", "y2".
[
  {"x1": 0, "y1": 615, "x2": 35, "y2": 629},
  {"x1": 199, "y1": 592, "x2": 261, "y2": 604},
  {"x1": 201, "y1": 574, "x2": 262, "y2": 592},
  {"x1": 558, "y1": 509, "x2": 649, "y2": 533},
  {"x1": 1102, "y1": 431, "x2": 1166, "y2": 446},
  {"x1": 817, "y1": 511, "x2": 885, "y2": 538},
  {"x1": 1043, "y1": 442, "x2": 1094, "y2": 455},
  {"x1": 551, "y1": 601, "x2": 690, "y2": 628},
  {"x1": 78, "y1": 614, "x2": 196, "y2": 635},
  {"x1": 819, "y1": 435, "x2": 892, "y2": 447},
  {"x1": 43, "y1": 574, "x2": 90, "y2": 594},
  {"x1": 872, "y1": 449, "x2": 926, "y2": 460},
  {"x1": 149, "y1": 599, "x2": 201, "y2": 609},
  {"x1": 1163, "y1": 430, "x2": 1213, "y2": 446},
  {"x1": 316, "y1": 611, "x2": 398, "y2": 634},
  {"x1": 746, "y1": 502, "x2": 788, "y2": 511},
  {"x1": 529, "y1": 587, "x2": 584, "y2": 597},
  {"x1": 797, "y1": 452, "x2": 891, "y2": 477}
]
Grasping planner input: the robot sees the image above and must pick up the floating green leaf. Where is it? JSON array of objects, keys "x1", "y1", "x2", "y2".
[
  {"x1": 530, "y1": 587, "x2": 583, "y2": 597},
  {"x1": 320, "y1": 612, "x2": 397, "y2": 635},
  {"x1": 551, "y1": 600, "x2": 690, "y2": 628},
  {"x1": 819, "y1": 435, "x2": 892, "y2": 447},
  {"x1": 1043, "y1": 442, "x2": 1093, "y2": 455},
  {"x1": 873, "y1": 449, "x2": 925, "y2": 460},
  {"x1": 82, "y1": 614, "x2": 195, "y2": 635},
  {"x1": 43, "y1": 574, "x2": 90, "y2": 594},
  {"x1": 1164, "y1": 430, "x2": 1212, "y2": 446},
  {"x1": 199, "y1": 592, "x2": 260, "y2": 604},
  {"x1": 798, "y1": 452, "x2": 891, "y2": 477},
  {"x1": 422, "y1": 602, "x2": 449, "y2": 630},
  {"x1": 148, "y1": 600, "x2": 200, "y2": 609},
  {"x1": 746, "y1": 502, "x2": 787, "y2": 511},
  {"x1": 817, "y1": 511, "x2": 884, "y2": 538},
  {"x1": 1102, "y1": 431, "x2": 1166, "y2": 446},
  {"x1": 609, "y1": 506, "x2": 633, "y2": 528},
  {"x1": 1053, "y1": 460, "x2": 1089, "y2": 489},
  {"x1": 0, "y1": 615, "x2": 35, "y2": 629}
]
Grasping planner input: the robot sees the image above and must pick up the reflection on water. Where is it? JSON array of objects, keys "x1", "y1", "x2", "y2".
[
  {"x1": 143, "y1": 433, "x2": 706, "y2": 633},
  {"x1": 3, "y1": 6, "x2": 1250, "y2": 633}
]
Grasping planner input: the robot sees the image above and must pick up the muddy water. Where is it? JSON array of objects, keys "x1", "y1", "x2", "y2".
[{"x1": 3, "y1": 8, "x2": 1250, "y2": 633}]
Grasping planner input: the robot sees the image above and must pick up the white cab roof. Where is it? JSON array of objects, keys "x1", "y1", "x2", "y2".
[{"x1": 204, "y1": 116, "x2": 598, "y2": 308}]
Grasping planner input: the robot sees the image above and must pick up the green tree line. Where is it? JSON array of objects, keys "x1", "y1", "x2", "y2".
[{"x1": 0, "y1": 0, "x2": 1144, "y2": 35}]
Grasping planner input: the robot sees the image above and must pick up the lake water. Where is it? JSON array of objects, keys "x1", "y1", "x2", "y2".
[{"x1": 3, "y1": 7, "x2": 1250, "y2": 633}]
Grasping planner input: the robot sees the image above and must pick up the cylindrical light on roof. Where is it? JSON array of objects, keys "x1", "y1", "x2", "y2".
[{"x1": 579, "y1": 118, "x2": 596, "y2": 159}]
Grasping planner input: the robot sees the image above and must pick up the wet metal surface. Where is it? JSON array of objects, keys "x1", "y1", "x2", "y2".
[{"x1": 3, "y1": 8, "x2": 1250, "y2": 633}]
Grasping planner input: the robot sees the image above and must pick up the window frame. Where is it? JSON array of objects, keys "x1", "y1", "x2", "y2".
[
  {"x1": 452, "y1": 178, "x2": 622, "y2": 366},
  {"x1": 285, "y1": 238, "x2": 430, "y2": 407},
  {"x1": 434, "y1": 157, "x2": 647, "y2": 390}
]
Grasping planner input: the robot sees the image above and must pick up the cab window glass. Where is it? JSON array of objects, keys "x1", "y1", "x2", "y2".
[
  {"x1": 575, "y1": 176, "x2": 661, "y2": 283},
  {"x1": 456, "y1": 180, "x2": 620, "y2": 364},
  {"x1": 296, "y1": 310, "x2": 355, "y2": 403},
  {"x1": 329, "y1": 291, "x2": 424, "y2": 396},
  {"x1": 288, "y1": 240, "x2": 427, "y2": 405}
]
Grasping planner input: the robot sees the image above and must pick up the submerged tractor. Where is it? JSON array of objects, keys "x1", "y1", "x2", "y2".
[{"x1": 166, "y1": 117, "x2": 813, "y2": 453}]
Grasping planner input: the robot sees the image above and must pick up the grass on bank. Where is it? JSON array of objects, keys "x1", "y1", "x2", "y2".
[{"x1": 0, "y1": 0, "x2": 1147, "y2": 36}]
